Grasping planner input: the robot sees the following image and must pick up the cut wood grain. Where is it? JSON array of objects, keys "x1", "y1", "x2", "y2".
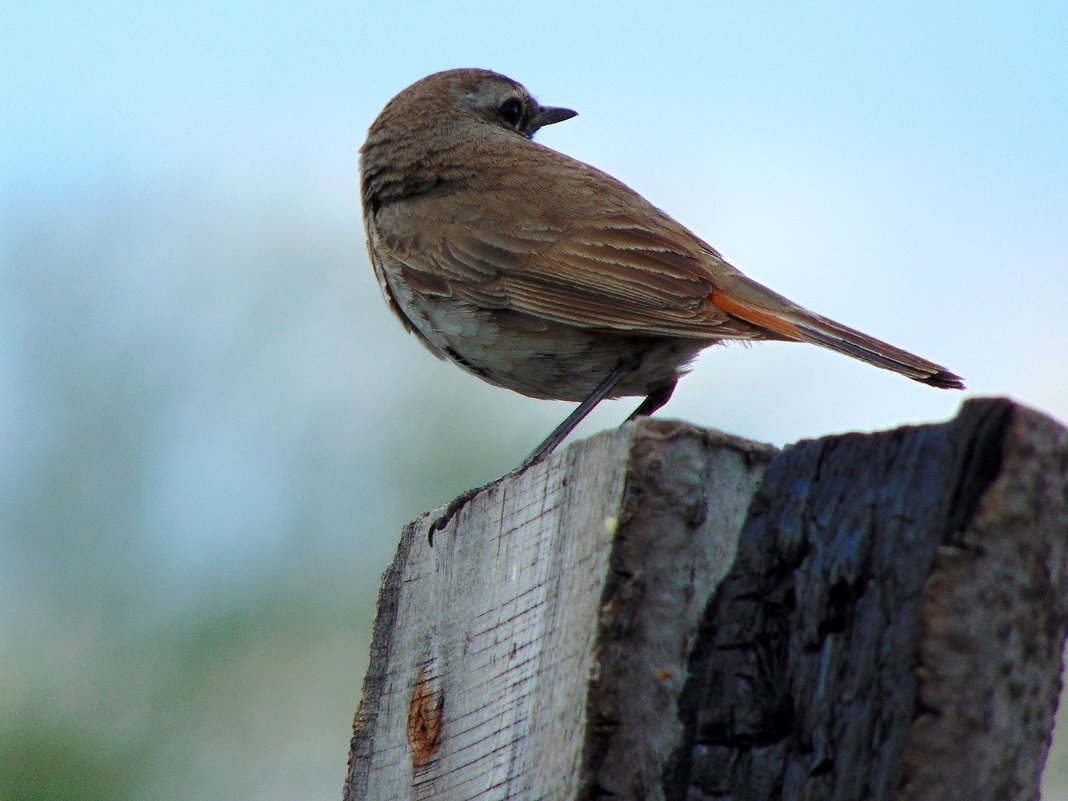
[{"x1": 344, "y1": 399, "x2": 1068, "y2": 801}]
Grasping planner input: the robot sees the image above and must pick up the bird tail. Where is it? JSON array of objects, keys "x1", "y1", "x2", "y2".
[{"x1": 709, "y1": 287, "x2": 964, "y2": 390}]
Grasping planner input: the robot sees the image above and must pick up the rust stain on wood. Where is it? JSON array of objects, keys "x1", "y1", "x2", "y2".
[{"x1": 408, "y1": 667, "x2": 444, "y2": 768}]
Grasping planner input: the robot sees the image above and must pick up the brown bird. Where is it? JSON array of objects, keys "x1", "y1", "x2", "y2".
[{"x1": 360, "y1": 68, "x2": 963, "y2": 527}]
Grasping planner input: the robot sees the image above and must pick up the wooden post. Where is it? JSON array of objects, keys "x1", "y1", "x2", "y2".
[{"x1": 343, "y1": 398, "x2": 1068, "y2": 801}]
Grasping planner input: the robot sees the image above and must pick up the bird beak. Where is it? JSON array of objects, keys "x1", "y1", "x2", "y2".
[{"x1": 533, "y1": 105, "x2": 578, "y2": 130}]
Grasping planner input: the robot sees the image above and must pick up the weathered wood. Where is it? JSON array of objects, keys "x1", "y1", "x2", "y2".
[
  {"x1": 345, "y1": 421, "x2": 775, "y2": 800},
  {"x1": 344, "y1": 399, "x2": 1068, "y2": 801},
  {"x1": 666, "y1": 399, "x2": 1068, "y2": 801}
]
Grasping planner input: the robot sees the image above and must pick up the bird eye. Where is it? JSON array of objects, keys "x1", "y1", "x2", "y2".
[{"x1": 498, "y1": 97, "x2": 524, "y2": 127}]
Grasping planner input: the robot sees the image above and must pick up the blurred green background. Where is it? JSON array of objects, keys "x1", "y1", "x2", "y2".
[{"x1": 2, "y1": 3, "x2": 1067, "y2": 799}]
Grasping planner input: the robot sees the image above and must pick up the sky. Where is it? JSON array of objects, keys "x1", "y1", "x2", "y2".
[
  {"x1": 2, "y1": 2, "x2": 1068, "y2": 798},
  {"x1": 4, "y1": 2, "x2": 1066, "y2": 437}
]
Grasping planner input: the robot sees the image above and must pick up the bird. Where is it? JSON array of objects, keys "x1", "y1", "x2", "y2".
[{"x1": 359, "y1": 68, "x2": 964, "y2": 532}]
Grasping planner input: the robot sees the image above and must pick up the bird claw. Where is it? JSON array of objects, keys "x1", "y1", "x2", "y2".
[
  {"x1": 426, "y1": 477, "x2": 504, "y2": 545},
  {"x1": 427, "y1": 488, "x2": 476, "y2": 545},
  {"x1": 426, "y1": 461, "x2": 542, "y2": 545}
]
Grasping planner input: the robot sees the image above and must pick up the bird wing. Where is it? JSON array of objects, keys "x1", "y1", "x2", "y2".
[
  {"x1": 368, "y1": 136, "x2": 963, "y2": 389},
  {"x1": 370, "y1": 183, "x2": 777, "y2": 340}
]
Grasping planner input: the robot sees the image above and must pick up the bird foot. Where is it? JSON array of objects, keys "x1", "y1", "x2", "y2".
[{"x1": 427, "y1": 474, "x2": 508, "y2": 545}]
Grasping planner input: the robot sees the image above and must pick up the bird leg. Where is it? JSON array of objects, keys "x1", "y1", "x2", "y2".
[
  {"x1": 625, "y1": 379, "x2": 676, "y2": 422},
  {"x1": 517, "y1": 354, "x2": 643, "y2": 472},
  {"x1": 428, "y1": 355, "x2": 642, "y2": 542}
]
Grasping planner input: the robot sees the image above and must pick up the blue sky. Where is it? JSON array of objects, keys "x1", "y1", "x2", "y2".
[
  {"x1": 5, "y1": 3, "x2": 1067, "y2": 202},
  {"x1": 3, "y1": 4, "x2": 1068, "y2": 798},
  {"x1": 3, "y1": 1, "x2": 1067, "y2": 512},
  {"x1": 2, "y1": 0, "x2": 1067, "y2": 527}
]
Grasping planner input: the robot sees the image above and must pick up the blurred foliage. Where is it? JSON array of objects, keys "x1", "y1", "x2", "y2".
[
  {"x1": 0, "y1": 184, "x2": 543, "y2": 800},
  {"x1": 1, "y1": 182, "x2": 1066, "y2": 801},
  {"x1": 1, "y1": 587, "x2": 376, "y2": 801},
  {"x1": 0, "y1": 718, "x2": 130, "y2": 801}
]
